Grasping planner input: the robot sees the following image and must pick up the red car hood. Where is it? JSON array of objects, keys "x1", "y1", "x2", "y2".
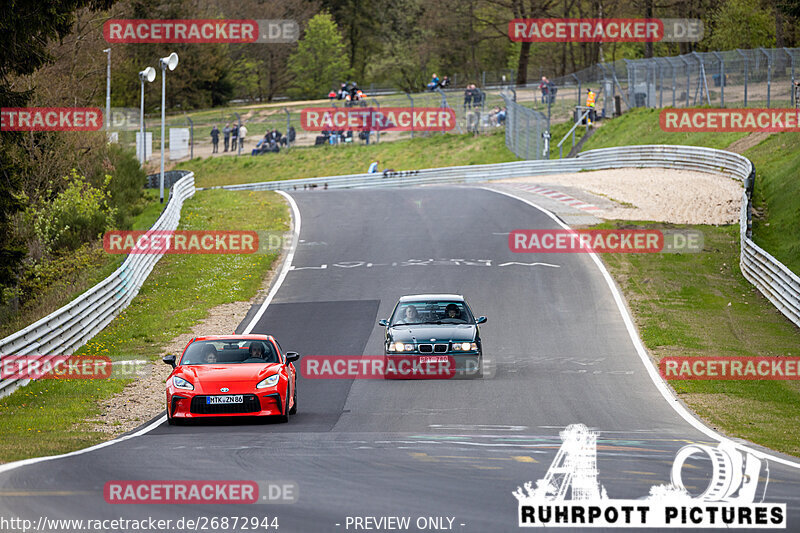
[{"x1": 176, "y1": 363, "x2": 282, "y2": 387}]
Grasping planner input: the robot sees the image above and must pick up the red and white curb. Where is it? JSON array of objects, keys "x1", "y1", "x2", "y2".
[{"x1": 507, "y1": 183, "x2": 603, "y2": 213}]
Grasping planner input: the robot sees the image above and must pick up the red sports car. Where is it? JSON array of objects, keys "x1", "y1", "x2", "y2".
[{"x1": 162, "y1": 335, "x2": 299, "y2": 424}]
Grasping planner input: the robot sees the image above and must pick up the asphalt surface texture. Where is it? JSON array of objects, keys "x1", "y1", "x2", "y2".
[{"x1": 0, "y1": 186, "x2": 798, "y2": 533}]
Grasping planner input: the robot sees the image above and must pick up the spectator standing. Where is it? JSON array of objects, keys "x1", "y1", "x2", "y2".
[
  {"x1": 239, "y1": 123, "x2": 247, "y2": 149},
  {"x1": 539, "y1": 77, "x2": 550, "y2": 104},
  {"x1": 210, "y1": 125, "x2": 220, "y2": 153},
  {"x1": 222, "y1": 123, "x2": 231, "y2": 152},
  {"x1": 231, "y1": 123, "x2": 239, "y2": 151},
  {"x1": 464, "y1": 84, "x2": 474, "y2": 108},
  {"x1": 586, "y1": 88, "x2": 596, "y2": 125}
]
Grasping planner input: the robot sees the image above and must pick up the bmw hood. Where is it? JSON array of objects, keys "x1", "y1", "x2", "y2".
[{"x1": 389, "y1": 325, "x2": 476, "y2": 343}]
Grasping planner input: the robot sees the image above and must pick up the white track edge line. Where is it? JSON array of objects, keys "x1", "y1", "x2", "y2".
[
  {"x1": 242, "y1": 190, "x2": 300, "y2": 335},
  {"x1": 482, "y1": 185, "x2": 800, "y2": 471}
]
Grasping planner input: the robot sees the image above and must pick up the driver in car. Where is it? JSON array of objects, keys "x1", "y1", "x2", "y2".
[
  {"x1": 445, "y1": 303, "x2": 461, "y2": 320},
  {"x1": 249, "y1": 342, "x2": 266, "y2": 359},
  {"x1": 399, "y1": 306, "x2": 419, "y2": 324},
  {"x1": 204, "y1": 345, "x2": 218, "y2": 364}
]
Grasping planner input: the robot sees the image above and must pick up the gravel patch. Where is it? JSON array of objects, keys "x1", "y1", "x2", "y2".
[{"x1": 499, "y1": 168, "x2": 742, "y2": 225}]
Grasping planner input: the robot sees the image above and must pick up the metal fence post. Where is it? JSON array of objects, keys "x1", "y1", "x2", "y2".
[
  {"x1": 405, "y1": 93, "x2": 414, "y2": 138},
  {"x1": 186, "y1": 115, "x2": 193, "y2": 159},
  {"x1": 760, "y1": 48, "x2": 771, "y2": 107},
  {"x1": 785, "y1": 48, "x2": 795, "y2": 105},
  {"x1": 679, "y1": 56, "x2": 690, "y2": 107},
  {"x1": 670, "y1": 58, "x2": 677, "y2": 107},
  {"x1": 284, "y1": 108, "x2": 291, "y2": 148},
  {"x1": 370, "y1": 98, "x2": 381, "y2": 143},
  {"x1": 712, "y1": 51, "x2": 724, "y2": 107},
  {"x1": 737, "y1": 49, "x2": 748, "y2": 107},
  {"x1": 233, "y1": 112, "x2": 242, "y2": 156},
  {"x1": 624, "y1": 59, "x2": 633, "y2": 106}
]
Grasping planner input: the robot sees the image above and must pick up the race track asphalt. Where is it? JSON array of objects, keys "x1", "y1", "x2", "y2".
[{"x1": 1, "y1": 186, "x2": 798, "y2": 532}]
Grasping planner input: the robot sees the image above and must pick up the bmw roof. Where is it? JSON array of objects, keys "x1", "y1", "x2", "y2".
[{"x1": 398, "y1": 294, "x2": 465, "y2": 302}]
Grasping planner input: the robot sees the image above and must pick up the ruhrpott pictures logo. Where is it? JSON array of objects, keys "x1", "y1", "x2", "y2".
[{"x1": 514, "y1": 424, "x2": 786, "y2": 528}]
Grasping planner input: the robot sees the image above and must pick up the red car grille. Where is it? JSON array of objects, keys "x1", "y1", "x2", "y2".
[{"x1": 190, "y1": 394, "x2": 260, "y2": 414}]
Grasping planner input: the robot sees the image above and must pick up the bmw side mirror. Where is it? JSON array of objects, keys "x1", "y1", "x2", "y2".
[
  {"x1": 162, "y1": 354, "x2": 177, "y2": 368},
  {"x1": 378, "y1": 319, "x2": 388, "y2": 327},
  {"x1": 285, "y1": 351, "x2": 300, "y2": 364},
  {"x1": 476, "y1": 316, "x2": 487, "y2": 324}
]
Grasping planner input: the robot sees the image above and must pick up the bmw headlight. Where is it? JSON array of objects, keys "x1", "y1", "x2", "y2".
[
  {"x1": 452, "y1": 342, "x2": 478, "y2": 351},
  {"x1": 257, "y1": 374, "x2": 280, "y2": 389},
  {"x1": 172, "y1": 376, "x2": 194, "y2": 390},
  {"x1": 389, "y1": 342, "x2": 414, "y2": 352}
]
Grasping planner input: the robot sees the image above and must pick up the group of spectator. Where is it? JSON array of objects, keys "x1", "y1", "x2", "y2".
[
  {"x1": 463, "y1": 84, "x2": 483, "y2": 108},
  {"x1": 314, "y1": 129, "x2": 371, "y2": 146},
  {"x1": 538, "y1": 76, "x2": 557, "y2": 104},
  {"x1": 426, "y1": 73, "x2": 450, "y2": 91},
  {"x1": 329, "y1": 82, "x2": 366, "y2": 107},
  {"x1": 252, "y1": 127, "x2": 296, "y2": 155},
  {"x1": 210, "y1": 122, "x2": 248, "y2": 153}
]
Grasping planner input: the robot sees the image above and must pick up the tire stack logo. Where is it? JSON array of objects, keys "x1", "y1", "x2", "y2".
[{"x1": 513, "y1": 424, "x2": 786, "y2": 528}]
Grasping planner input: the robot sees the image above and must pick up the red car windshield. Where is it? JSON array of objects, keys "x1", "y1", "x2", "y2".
[{"x1": 180, "y1": 340, "x2": 280, "y2": 365}]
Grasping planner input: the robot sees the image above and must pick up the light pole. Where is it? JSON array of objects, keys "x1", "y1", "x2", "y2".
[
  {"x1": 138, "y1": 67, "x2": 156, "y2": 165},
  {"x1": 158, "y1": 52, "x2": 179, "y2": 204},
  {"x1": 103, "y1": 48, "x2": 111, "y2": 132}
]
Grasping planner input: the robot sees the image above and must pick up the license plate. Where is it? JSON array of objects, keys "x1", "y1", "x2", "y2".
[
  {"x1": 206, "y1": 395, "x2": 243, "y2": 405},
  {"x1": 419, "y1": 356, "x2": 449, "y2": 363}
]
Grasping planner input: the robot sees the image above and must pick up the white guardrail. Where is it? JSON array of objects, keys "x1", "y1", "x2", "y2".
[
  {"x1": 0, "y1": 172, "x2": 196, "y2": 397},
  {"x1": 2, "y1": 146, "x2": 798, "y2": 397},
  {"x1": 208, "y1": 145, "x2": 799, "y2": 330}
]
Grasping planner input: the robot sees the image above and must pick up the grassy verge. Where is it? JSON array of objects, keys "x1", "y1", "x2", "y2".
[
  {"x1": 0, "y1": 189, "x2": 288, "y2": 462},
  {"x1": 597, "y1": 221, "x2": 800, "y2": 456},
  {"x1": 182, "y1": 130, "x2": 514, "y2": 188}
]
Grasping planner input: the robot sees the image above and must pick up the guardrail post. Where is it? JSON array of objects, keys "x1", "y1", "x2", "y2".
[
  {"x1": 760, "y1": 48, "x2": 771, "y2": 107},
  {"x1": 737, "y1": 49, "x2": 748, "y2": 106}
]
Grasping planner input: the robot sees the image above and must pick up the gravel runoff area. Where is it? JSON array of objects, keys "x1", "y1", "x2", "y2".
[
  {"x1": 87, "y1": 251, "x2": 287, "y2": 436},
  {"x1": 498, "y1": 168, "x2": 743, "y2": 225}
]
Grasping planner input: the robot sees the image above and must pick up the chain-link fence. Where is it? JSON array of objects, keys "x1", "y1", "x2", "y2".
[
  {"x1": 500, "y1": 92, "x2": 548, "y2": 160},
  {"x1": 492, "y1": 47, "x2": 800, "y2": 123},
  {"x1": 112, "y1": 87, "x2": 515, "y2": 161}
]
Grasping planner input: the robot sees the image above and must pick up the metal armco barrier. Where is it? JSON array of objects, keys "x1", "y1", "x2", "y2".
[
  {"x1": 0, "y1": 172, "x2": 196, "y2": 397},
  {"x1": 208, "y1": 145, "x2": 799, "y2": 330}
]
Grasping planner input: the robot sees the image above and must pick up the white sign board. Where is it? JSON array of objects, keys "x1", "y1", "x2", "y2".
[
  {"x1": 169, "y1": 128, "x2": 190, "y2": 160},
  {"x1": 136, "y1": 132, "x2": 152, "y2": 162}
]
